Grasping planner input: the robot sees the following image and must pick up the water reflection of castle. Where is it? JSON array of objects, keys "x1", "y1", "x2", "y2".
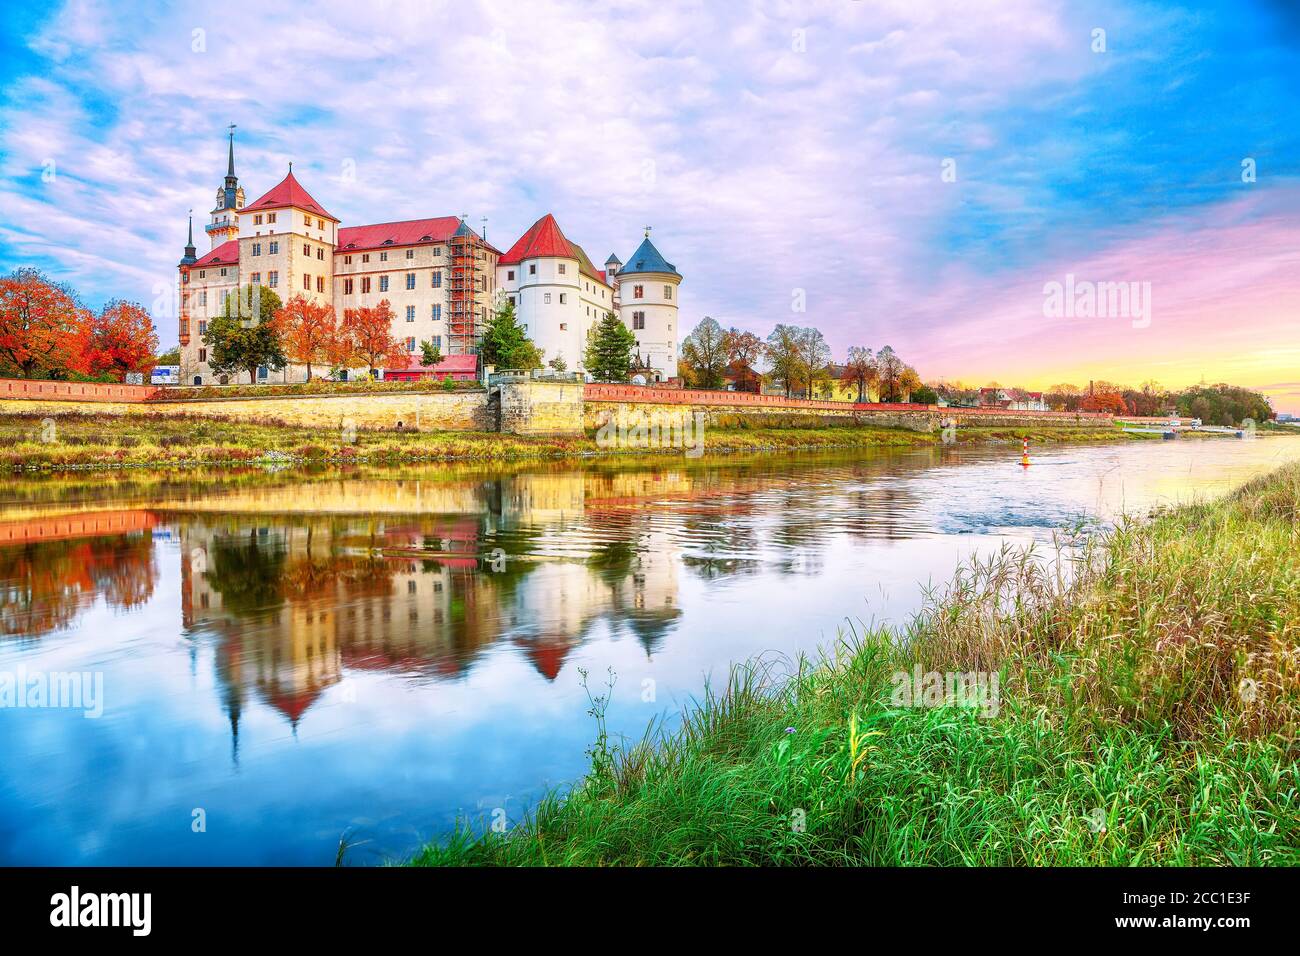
[{"x1": 179, "y1": 472, "x2": 684, "y2": 734}]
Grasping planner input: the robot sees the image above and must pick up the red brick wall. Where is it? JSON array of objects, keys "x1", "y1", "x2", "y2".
[
  {"x1": 0, "y1": 379, "x2": 159, "y2": 402},
  {"x1": 583, "y1": 384, "x2": 1111, "y2": 419}
]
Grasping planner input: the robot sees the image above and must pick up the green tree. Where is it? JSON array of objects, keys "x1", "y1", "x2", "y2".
[
  {"x1": 765, "y1": 324, "x2": 803, "y2": 397},
  {"x1": 419, "y1": 339, "x2": 443, "y2": 368},
  {"x1": 479, "y1": 298, "x2": 542, "y2": 370},
  {"x1": 204, "y1": 285, "x2": 286, "y2": 384},
  {"x1": 584, "y1": 311, "x2": 637, "y2": 382},
  {"x1": 680, "y1": 315, "x2": 728, "y2": 389}
]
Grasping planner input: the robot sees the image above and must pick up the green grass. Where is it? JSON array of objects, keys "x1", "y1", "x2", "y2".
[
  {"x1": 0, "y1": 410, "x2": 1128, "y2": 471},
  {"x1": 410, "y1": 463, "x2": 1300, "y2": 866}
]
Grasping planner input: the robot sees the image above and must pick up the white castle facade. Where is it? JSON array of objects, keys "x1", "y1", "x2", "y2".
[{"x1": 178, "y1": 133, "x2": 681, "y2": 384}]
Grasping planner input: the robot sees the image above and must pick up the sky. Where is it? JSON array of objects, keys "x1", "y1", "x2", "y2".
[{"x1": 0, "y1": 0, "x2": 1297, "y2": 410}]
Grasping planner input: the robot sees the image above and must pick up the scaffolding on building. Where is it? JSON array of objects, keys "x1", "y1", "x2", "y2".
[{"x1": 446, "y1": 220, "x2": 482, "y2": 355}]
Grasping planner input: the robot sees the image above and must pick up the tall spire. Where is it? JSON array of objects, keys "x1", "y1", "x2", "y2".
[
  {"x1": 180, "y1": 209, "x2": 197, "y2": 265},
  {"x1": 226, "y1": 123, "x2": 237, "y2": 180}
]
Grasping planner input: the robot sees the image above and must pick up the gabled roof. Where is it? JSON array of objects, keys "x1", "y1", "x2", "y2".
[
  {"x1": 499, "y1": 213, "x2": 611, "y2": 287},
  {"x1": 194, "y1": 240, "x2": 239, "y2": 267},
  {"x1": 338, "y1": 216, "x2": 460, "y2": 252},
  {"x1": 618, "y1": 236, "x2": 679, "y2": 277},
  {"x1": 242, "y1": 170, "x2": 336, "y2": 221}
]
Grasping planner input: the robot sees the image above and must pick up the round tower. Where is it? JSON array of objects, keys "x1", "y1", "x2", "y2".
[{"x1": 615, "y1": 228, "x2": 680, "y2": 382}]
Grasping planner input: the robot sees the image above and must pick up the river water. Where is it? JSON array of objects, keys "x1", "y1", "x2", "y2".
[{"x1": 1, "y1": 438, "x2": 1297, "y2": 864}]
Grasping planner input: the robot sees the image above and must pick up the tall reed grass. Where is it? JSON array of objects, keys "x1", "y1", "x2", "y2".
[{"x1": 411, "y1": 463, "x2": 1300, "y2": 866}]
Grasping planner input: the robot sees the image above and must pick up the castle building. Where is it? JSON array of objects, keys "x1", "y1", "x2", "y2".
[{"x1": 178, "y1": 133, "x2": 680, "y2": 384}]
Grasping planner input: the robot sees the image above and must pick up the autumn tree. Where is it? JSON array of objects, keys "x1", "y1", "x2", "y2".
[
  {"x1": 205, "y1": 284, "x2": 286, "y2": 384},
  {"x1": 342, "y1": 300, "x2": 405, "y2": 378},
  {"x1": 898, "y1": 365, "x2": 922, "y2": 402},
  {"x1": 841, "y1": 346, "x2": 877, "y2": 402},
  {"x1": 723, "y1": 328, "x2": 764, "y2": 393},
  {"x1": 0, "y1": 268, "x2": 87, "y2": 378},
  {"x1": 795, "y1": 327, "x2": 831, "y2": 398},
  {"x1": 876, "y1": 345, "x2": 906, "y2": 402},
  {"x1": 273, "y1": 294, "x2": 336, "y2": 381},
  {"x1": 584, "y1": 311, "x2": 637, "y2": 382},
  {"x1": 680, "y1": 315, "x2": 728, "y2": 389},
  {"x1": 79, "y1": 300, "x2": 160, "y2": 382}
]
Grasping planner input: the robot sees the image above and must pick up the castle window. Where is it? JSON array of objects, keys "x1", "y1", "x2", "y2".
[
  {"x1": 269, "y1": 241, "x2": 279, "y2": 254},
  {"x1": 633, "y1": 311, "x2": 645, "y2": 330},
  {"x1": 304, "y1": 274, "x2": 311, "y2": 290},
  {"x1": 405, "y1": 306, "x2": 415, "y2": 322},
  {"x1": 317, "y1": 218, "x2": 325, "y2": 229},
  {"x1": 544, "y1": 293, "x2": 551, "y2": 304},
  {"x1": 529, "y1": 264, "x2": 536, "y2": 275},
  {"x1": 558, "y1": 263, "x2": 566, "y2": 275},
  {"x1": 362, "y1": 253, "x2": 370, "y2": 263},
  {"x1": 405, "y1": 249, "x2": 414, "y2": 260},
  {"x1": 254, "y1": 215, "x2": 263, "y2": 225},
  {"x1": 344, "y1": 278, "x2": 354, "y2": 295},
  {"x1": 269, "y1": 271, "x2": 279, "y2": 288},
  {"x1": 433, "y1": 247, "x2": 442, "y2": 256},
  {"x1": 432, "y1": 271, "x2": 441, "y2": 288},
  {"x1": 198, "y1": 321, "x2": 207, "y2": 335},
  {"x1": 219, "y1": 268, "x2": 227, "y2": 276},
  {"x1": 362, "y1": 277, "x2": 371, "y2": 294},
  {"x1": 303, "y1": 243, "x2": 311, "y2": 257},
  {"x1": 317, "y1": 276, "x2": 324, "y2": 293},
  {"x1": 559, "y1": 293, "x2": 566, "y2": 304},
  {"x1": 252, "y1": 243, "x2": 262, "y2": 256},
  {"x1": 199, "y1": 348, "x2": 207, "y2": 363},
  {"x1": 199, "y1": 291, "x2": 207, "y2": 306},
  {"x1": 268, "y1": 213, "x2": 277, "y2": 223},
  {"x1": 405, "y1": 272, "x2": 416, "y2": 290},
  {"x1": 380, "y1": 251, "x2": 388, "y2": 262},
  {"x1": 431, "y1": 335, "x2": 442, "y2": 349},
  {"x1": 560, "y1": 323, "x2": 567, "y2": 331},
  {"x1": 431, "y1": 304, "x2": 441, "y2": 321},
  {"x1": 507, "y1": 270, "x2": 514, "y2": 281},
  {"x1": 405, "y1": 337, "x2": 416, "y2": 352},
  {"x1": 251, "y1": 272, "x2": 261, "y2": 284},
  {"x1": 379, "y1": 275, "x2": 389, "y2": 292},
  {"x1": 198, "y1": 270, "x2": 206, "y2": 279},
  {"x1": 344, "y1": 255, "x2": 352, "y2": 265},
  {"x1": 508, "y1": 295, "x2": 515, "y2": 306},
  {"x1": 317, "y1": 248, "x2": 324, "y2": 260},
  {"x1": 664, "y1": 285, "x2": 672, "y2": 299},
  {"x1": 634, "y1": 284, "x2": 644, "y2": 299}
]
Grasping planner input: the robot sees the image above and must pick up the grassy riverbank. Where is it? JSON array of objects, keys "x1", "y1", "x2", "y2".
[
  {"x1": 412, "y1": 462, "x2": 1300, "y2": 866},
  {"x1": 0, "y1": 410, "x2": 1128, "y2": 471}
]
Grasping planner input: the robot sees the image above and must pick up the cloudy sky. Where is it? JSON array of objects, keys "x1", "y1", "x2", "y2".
[{"x1": 0, "y1": 0, "x2": 1297, "y2": 409}]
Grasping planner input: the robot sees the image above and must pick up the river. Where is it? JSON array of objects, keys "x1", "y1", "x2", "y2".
[{"x1": 1, "y1": 437, "x2": 1297, "y2": 864}]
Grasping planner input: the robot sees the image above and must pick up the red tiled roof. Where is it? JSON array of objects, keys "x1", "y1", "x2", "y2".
[
  {"x1": 195, "y1": 240, "x2": 239, "y2": 267},
  {"x1": 500, "y1": 213, "x2": 609, "y2": 287},
  {"x1": 338, "y1": 216, "x2": 461, "y2": 253},
  {"x1": 242, "y1": 171, "x2": 336, "y2": 220},
  {"x1": 385, "y1": 353, "x2": 478, "y2": 374}
]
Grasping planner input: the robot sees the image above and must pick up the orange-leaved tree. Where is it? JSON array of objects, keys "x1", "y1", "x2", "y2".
[
  {"x1": 342, "y1": 300, "x2": 405, "y2": 378},
  {"x1": 273, "y1": 294, "x2": 337, "y2": 381},
  {"x1": 0, "y1": 268, "x2": 88, "y2": 379},
  {"x1": 81, "y1": 300, "x2": 160, "y2": 382}
]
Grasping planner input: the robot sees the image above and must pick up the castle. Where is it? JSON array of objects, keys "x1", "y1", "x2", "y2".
[{"x1": 178, "y1": 131, "x2": 681, "y2": 385}]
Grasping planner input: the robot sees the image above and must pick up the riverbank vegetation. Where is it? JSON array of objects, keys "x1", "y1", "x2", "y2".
[
  {"x1": 411, "y1": 462, "x2": 1300, "y2": 866},
  {"x1": 0, "y1": 410, "x2": 1128, "y2": 471}
]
